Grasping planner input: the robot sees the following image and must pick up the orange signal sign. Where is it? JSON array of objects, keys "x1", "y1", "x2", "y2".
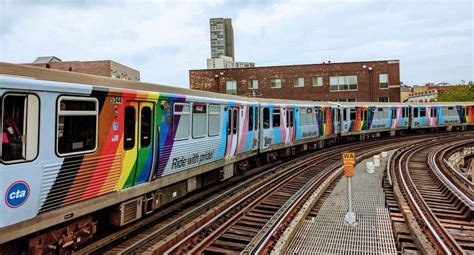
[
  {"x1": 343, "y1": 152, "x2": 356, "y2": 165},
  {"x1": 344, "y1": 164, "x2": 354, "y2": 177}
]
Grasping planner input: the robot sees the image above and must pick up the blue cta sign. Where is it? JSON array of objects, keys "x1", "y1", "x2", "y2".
[{"x1": 5, "y1": 181, "x2": 30, "y2": 208}]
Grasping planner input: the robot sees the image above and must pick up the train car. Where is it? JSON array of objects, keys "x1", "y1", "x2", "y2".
[
  {"x1": 256, "y1": 99, "x2": 338, "y2": 160},
  {"x1": 335, "y1": 102, "x2": 409, "y2": 138},
  {"x1": 410, "y1": 102, "x2": 474, "y2": 130},
  {"x1": 0, "y1": 63, "x2": 258, "y2": 250}
]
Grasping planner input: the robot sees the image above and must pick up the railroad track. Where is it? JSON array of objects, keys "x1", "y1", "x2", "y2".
[
  {"x1": 393, "y1": 135, "x2": 474, "y2": 254},
  {"x1": 157, "y1": 139, "x2": 429, "y2": 254},
  {"x1": 77, "y1": 133, "x2": 463, "y2": 254}
]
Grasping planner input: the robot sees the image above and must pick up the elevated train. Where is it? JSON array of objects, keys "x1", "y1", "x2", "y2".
[{"x1": 0, "y1": 62, "x2": 473, "y2": 252}]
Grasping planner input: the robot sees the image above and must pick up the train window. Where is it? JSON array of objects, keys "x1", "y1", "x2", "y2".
[
  {"x1": 300, "y1": 110, "x2": 307, "y2": 126},
  {"x1": 343, "y1": 109, "x2": 348, "y2": 121},
  {"x1": 350, "y1": 109, "x2": 356, "y2": 121},
  {"x1": 226, "y1": 109, "x2": 232, "y2": 135},
  {"x1": 141, "y1": 107, "x2": 152, "y2": 147},
  {"x1": 273, "y1": 109, "x2": 281, "y2": 128},
  {"x1": 263, "y1": 108, "x2": 270, "y2": 129},
  {"x1": 290, "y1": 110, "x2": 294, "y2": 127},
  {"x1": 192, "y1": 104, "x2": 207, "y2": 138},
  {"x1": 173, "y1": 103, "x2": 190, "y2": 140},
  {"x1": 376, "y1": 108, "x2": 384, "y2": 119},
  {"x1": 1, "y1": 94, "x2": 39, "y2": 163},
  {"x1": 124, "y1": 107, "x2": 136, "y2": 150},
  {"x1": 232, "y1": 109, "x2": 238, "y2": 134},
  {"x1": 363, "y1": 109, "x2": 367, "y2": 121},
  {"x1": 285, "y1": 109, "x2": 289, "y2": 128},
  {"x1": 57, "y1": 97, "x2": 98, "y2": 156},
  {"x1": 414, "y1": 108, "x2": 418, "y2": 118},
  {"x1": 431, "y1": 107, "x2": 437, "y2": 117},
  {"x1": 306, "y1": 108, "x2": 314, "y2": 125},
  {"x1": 420, "y1": 108, "x2": 426, "y2": 117},
  {"x1": 208, "y1": 105, "x2": 221, "y2": 136},
  {"x1": 323, "y1": 110, "x2": 327, "y2": 124},
  {"x1": 249, "y1": 107, "x2": 254, "y2": 131},
  {"x1": 392, "y1": 108, "x2": 397, "y2": 119}
]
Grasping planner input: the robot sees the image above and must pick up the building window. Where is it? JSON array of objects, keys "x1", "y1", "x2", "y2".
[
  {"x1": 226, "y1": 80, "x2": 237, "y2": 95},
  {"x1": 271, "y1": 79, "x2": 282, "y2": 88},
  {"x1": 329, "y1": 75, "x2": 358, "y2": 91},
  {"x1": 312, "y1": 76, "x2": 323, "y2": 86},
  {"x1": 2, "y1": 94, "x2": 40, "y2": 162},
  {"x1": 379, "y1": 74, "x2": 389, "y2": 89},
  {"x1": 293, "y1": 77, "x2": 304, "y2": 87},
  {"x1": 57, "y1": 97, "x2": 98, "y2": 156},
  {"x1": 192, "y1": 104, "x2": 207, "y2": 138},
  {"x1": 378, "y1": 97, "x2": 389, "y2": 102},
  {"x1": 208, "y1": 105, "x2": 221, "y2": 136},
  {"x1": 173, "y1": 103, "x2": 190, "y2": 140},
  {"x1": 248, "y1": 79, "x2": 258, "y2": 89}
]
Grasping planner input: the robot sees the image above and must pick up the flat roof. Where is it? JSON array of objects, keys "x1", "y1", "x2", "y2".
[{"x1": 190, "y1": 59, "x2": 400, "y2": 72}]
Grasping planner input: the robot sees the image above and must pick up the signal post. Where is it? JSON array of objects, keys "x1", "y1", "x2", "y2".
[{"x1": 343, "y1": 152, "x2": 357, "y2": 225}]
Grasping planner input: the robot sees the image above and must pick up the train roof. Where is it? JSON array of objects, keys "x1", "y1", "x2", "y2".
[
  {"x1": 0, "y1": 62, "x2": 256, "y2": 103},
  {"x1": 332, "y1": 102, "x2": 408, "y2": 107},
  {"x1": 255, "y1": 97, "x2": 334, "y2": 106},
  {"x1": 407, "y1": 102, "x2": 473, "y2": 106}
]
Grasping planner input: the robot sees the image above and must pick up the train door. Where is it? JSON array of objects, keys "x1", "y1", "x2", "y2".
[
  {"x1": 121, "y1": 101, "x2": 154, "y2": 188},
  {"x1": 226, "y1": 106, "x2": 239, "y2": 158},
  {"x1": 288, "y1": 108, "x2": 295, "y2": 141}
]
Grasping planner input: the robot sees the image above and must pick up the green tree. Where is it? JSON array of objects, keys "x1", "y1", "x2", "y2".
[{"x1": 437, "y1": 84, "x2": 474, "y2": 102}]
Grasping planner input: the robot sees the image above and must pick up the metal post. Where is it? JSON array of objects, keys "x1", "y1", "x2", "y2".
[{"x1": 345, "y1": 176, "x2": 357, "y2": 225}]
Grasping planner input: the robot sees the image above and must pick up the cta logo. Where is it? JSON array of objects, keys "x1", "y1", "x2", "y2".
[{"x1": 5, "y1": 181, "x2": 30, "y2": 208}]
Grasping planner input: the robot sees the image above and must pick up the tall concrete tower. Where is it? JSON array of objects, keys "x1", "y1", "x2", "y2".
[{"x1": 210, "y1": 18, "x2": 234, "y2": 60}]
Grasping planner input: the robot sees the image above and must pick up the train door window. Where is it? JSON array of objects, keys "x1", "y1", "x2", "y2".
[
  {"x1": 124, "y1": 106, "x2": 135, "y2": 150},
  {"x1": 273, "y1": 109, "x2": 281, "y2": 128},
  {"x1": 323, "y1": 110, "x2": 327, "y2": 124},
  {"x1": 420, "y1": 108, "x2": 426, "y2": 117},
  {"x1": 173, "y1": 103, "x2": 190, "y2": 140},
  {"x1": 141, "y1": 107, "x2": 152, "y2": 147},
  {"x1": 376, "y1": 108, "x2": 384, "y2": 119},
  {"x1": 306, "y1": 108, "x2": 314, "y2": 125},
  {"x1": 290, "y1": 110, "x2": 294, "y2": 127},
  {"x1": 300, "y1": 109, "x2": 307, "y2": 126},
  {"x1": 350, "y1": 109, "x2": 356, "y2": 121},
  {"x1": 249, "y1": 106, "x2": 254, "y2": 131},
  {"x1": 363, "y1": 109, "x2": 367, "y2": 121},
  {"x1": 1, "y1": 94, "x2": 39, "y2": 162},
  {"x1": 226, "y1": 109, "x2": 231, "y2": 135},
  {"x1": 208, "y1": 105, "x2": 221, "y2": 136},
  {"x1": 392, "y1": 108, "x2": 397, "y2": 119},
  {"x1": 431, "y1": 107, "x2": 437, "y2": 117},
  {"x1": 192, "y1": 104, "x2": 207, "y2": 138},
  {"x1": 57, "y1": 97, "x2": 97, "y2": 156},
  {"x1": 232, "y1": 109, "x2": 238, "y2": 134},
  {"x1": 343, "y1": 108, "x2": 348, "y2": 121},
  {"x1": 414, "y1": 108, "x2": 419, "y2": 118},
  {"x1": 263, "y1": 108, "x2": 270, "y2": 129},
  {"x1": 460, "y1": 107, "x2": 465, "y2": 116}
]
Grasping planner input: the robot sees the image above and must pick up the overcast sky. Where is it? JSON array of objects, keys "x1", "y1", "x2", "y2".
[{"x1": 1, "y1": 0, "x2": 472, "y2": 88}]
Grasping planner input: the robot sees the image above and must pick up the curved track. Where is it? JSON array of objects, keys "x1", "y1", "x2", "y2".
[{"x1": 394, "y1": 135, "x2": 474, "y2": 254}]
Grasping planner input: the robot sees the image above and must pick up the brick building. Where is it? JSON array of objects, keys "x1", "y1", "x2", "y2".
[
  {"x1": 190, "y1": 60, "x2": 401, "y2": 102},
  {"x1": 24, "y1": 56, "x2": 140, "y2": 81}
]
